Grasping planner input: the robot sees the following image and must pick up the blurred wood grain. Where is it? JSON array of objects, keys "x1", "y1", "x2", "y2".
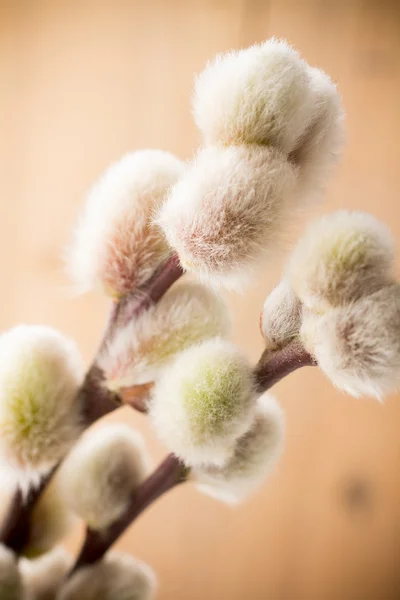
[{"x1": 1, "y1": 1, "x2": 400, "y2": 598}]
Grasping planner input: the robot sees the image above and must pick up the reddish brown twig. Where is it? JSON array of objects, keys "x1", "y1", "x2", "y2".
[{"x1": 253, "y1": 338, "x2": 316, "y2": 393}]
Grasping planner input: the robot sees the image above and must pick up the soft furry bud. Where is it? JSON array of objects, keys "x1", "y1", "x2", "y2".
[
  {"x1": 21, "y1": 547, "x2": 73, "y2": 600},
  {"x1": 59, "y1": 425, "x2": 151, "y2": 530},
  {"x1": 22, "y1": 480, "x2": 76, "y2": 558},
  {"x1": 301, "y1": 285, "x2": 400, "y2": 399},
  {"x1": 58, "y1": 552, "x2": 156, "y2": 600},
  {"x1": 194, "y1": 39, "x2": 315, "y2": 153},
  {"x1": 158, "y1": 144, "x2": 297, "y2": 290},
  {"x1": 68, "y1": 150, "x2": 184, "y2": 297},
  {"x1": 0, "y1": 325, "x2": 84, "y2": 489},
  {"x1": 149, "y1": 339, "x2": 256, "y2": 467},
  {"x1": 289, "y1": 67, "x2": 344, "y2": 198},
  {"x1": 288, "y1": 211, "x2": 395, "y2": 312},
  {"x1": 0, "y1": 545, "x2": 23, "y2": 600},
  {"x1": 261, "y1": 280, "x2": 302, "y2": 349},
  {"x1": 99, "y1": 282, "x2": 231, "y2": 389},
  {"x1": 194, "y1": 393, "x2": 284, "y2": 504}
]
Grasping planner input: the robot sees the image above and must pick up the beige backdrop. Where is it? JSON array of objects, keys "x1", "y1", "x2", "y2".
[{"x1": 1, "y1": 1, "x2": 400, "y2": 599}]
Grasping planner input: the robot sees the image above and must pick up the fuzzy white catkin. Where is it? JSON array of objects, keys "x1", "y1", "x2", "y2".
[
  {"x1": 22, "y1": 479, "x2": 76, "y2": 558},
  {"x1": 194, "y1": 38, "x2": 316, "y2": 154},
  {"x1": 261, "y1": 280, "x2": 302, "y2": 349},
  {"x1": 59, "y1": 424, "x2": 151, "y2": 530},
  {"x1": 0, "y1": 325, "x2": 84, "y2": 490},
  {"x1": 21, "y1": 547, "x2": 73, "y2": 600},
  {"x1": 0, "y1": 545, "x2": 23, "y2": 600},
  {"x1": 67, "y1": 150, "x2": 184, "y2": 298},
  {"x1": 289, "y1": 66, "x2": 344, "y2": 199},
  {"x1": 149, "y1": 339, "x2": 256, "y2": 467},
  {"x1": 158, "y1": 144, "x2": 298, "y2": 291},
  {"x1": 288, "y1": 211, "x2": 395, "y2": 312},
  {"x1": 194, "y1": 393, "x2": 284, "y2": 504},
  {"x1": 98, "y1": 281, "x2": 231, "y2": 389},
  {"x1": 58, "y1": 552, "x2": 156, "y2": 600},
  {"x1": 301, "y1": 285, "x2": 400, "y2": 400}
]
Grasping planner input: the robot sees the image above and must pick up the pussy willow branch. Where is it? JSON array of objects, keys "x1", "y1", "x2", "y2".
[
  {"x1": 71, "y1": 337, "x2": 316, "y2": 571},
  {"x1": 72, "y1": 454, "x2": 188, "y2": 572},
  {"x1": 0, "y1": 254, "x2": 184, "y2": 553}
]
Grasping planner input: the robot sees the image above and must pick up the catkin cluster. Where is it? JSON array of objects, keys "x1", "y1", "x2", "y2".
[
  {"x1": 261, "y1": 210, "x2": 400, "y2": 399},
  {"x1": 158, "y1": 39, "x2": 344, "y2": 290}
]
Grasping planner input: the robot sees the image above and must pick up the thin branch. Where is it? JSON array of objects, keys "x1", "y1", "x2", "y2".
[
  {"x1": 71, "y1": 454, "x2": 188, "y2": 572},
  {"x1": 79, "y1": 366, "x2": 121, "y2": 425},
  {"x1": 253, "y1": 338, "x2": 316, "y2": 393}
]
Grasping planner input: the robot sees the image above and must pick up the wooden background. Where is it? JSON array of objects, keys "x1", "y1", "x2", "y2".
[{"x1": 1, "y1": 1, "x2": 400, "y2": 598}]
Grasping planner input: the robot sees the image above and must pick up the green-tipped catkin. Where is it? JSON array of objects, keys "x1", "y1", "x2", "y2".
[
  {"x1": 288, "y1": 211, "x2": 395, "y2": 312},
  {"x1": 98, "y1": 282, "x2": 231, "y2": 389},
  {"x1": 22, "y1": 479, "x2": 76, "y2": 558},
  {"x1": 301, "y1": 285, "x2": 400, "y2": 400},
  {"x1": 149, "y1": 339, "x2": 256, "y2": 467},
  {"x1": 59, "y1": 425, "x2": 151, "y2": 530},
  {"x1": 21, "y1": 547, "x2": 73, "y2": 600},
  {"x1": 0, "y1": 545, "x2": 23, "y2": 600},
  {"x1": 67, "y1": 150, "x2": 184, "y2": 298},
  {"x1": 194, "y1": 393, "x2": 284, "y2": 504},
  {"x1": 0, "y1": 325, "x2": 84, "y2": 490},
  {"x1": 261, "y1": 280, "x2": 302, "y2": 349},
  {"x1": 58, "y1": 552, "x2": 156, "y2": 600}
]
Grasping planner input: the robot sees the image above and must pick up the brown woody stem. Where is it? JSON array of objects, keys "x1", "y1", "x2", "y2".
[
  {"x1": 71, "y1": 454, "x2": 187, "y2": 572},
  {"x1": 253, "y1": 338, "x2": 316, "y2": 393}
]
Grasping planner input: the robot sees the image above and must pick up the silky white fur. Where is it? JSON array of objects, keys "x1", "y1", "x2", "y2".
[
  {"x1": 194, "y1": 38, "x2": 315, "y2": 153},
  {"x1": 301, "y1": 285, "x2": 400, "y2": 399},
  {"x1": 149, "y1": 339, "x2": 256, "y2": 467},
  {"x1": 158, "y1": 144, "x2": 297, "y2": 290},
  {"x1": 58, "y1": 552, "x2": 156, "y2": 600},
  {"x1": 99, "y1": 282, "x2": 231, "y2": 389},
  {"x1": 195, "y1": 393, "x2": 284, "y2": 504},
  {"x1": 21, "y1": 547, "x2": 73, "y2": 600},
  {"x1": 289, "y1": 66, "x2": 344, "y2": 199},
  {"x1": 0, "y1": 325, "x2": 84, "y2": 491},
  {"x1": 261, "y1": 280, "x2": 302, "y2": 349},
  {"x1": 23, "y1": 479, "x2": 76, "y2": 557},
  {"x1": 59, "y1": 424, "x2": 151, "y2": 530},
  {"x1": 288, "y1": 211, "x2": 395, "y2": 312},
  {"x1": 67, "y1": 150, "x2": 184, "y2": 297},
  {"x1": 0, "y1": 545, "x2": 23, "y2": 600}
]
